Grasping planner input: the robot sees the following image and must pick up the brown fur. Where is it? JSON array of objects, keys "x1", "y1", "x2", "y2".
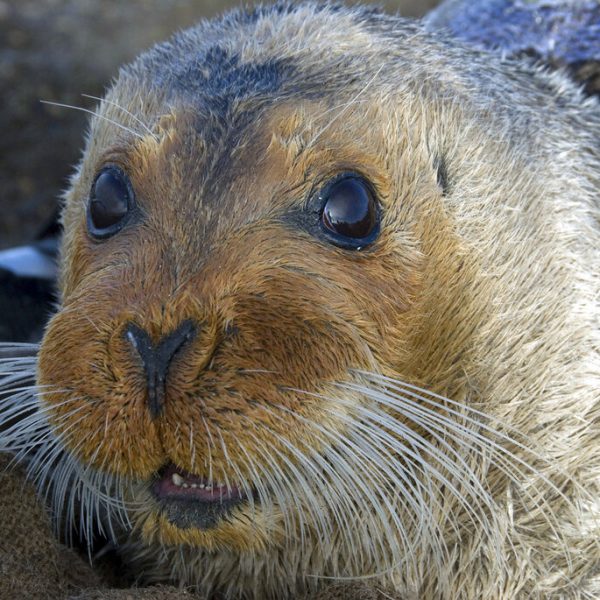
[{"x1": 2, "y1": 2, "x2": 599, "y2": 598}]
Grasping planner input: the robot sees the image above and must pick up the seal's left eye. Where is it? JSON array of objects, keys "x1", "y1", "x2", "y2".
[
  {"x1": 319, "y1": 175, "x2": 379, "y2": 249},
  {"x1": 87, "y1": 167, "x2": 134, "y2": 239}
]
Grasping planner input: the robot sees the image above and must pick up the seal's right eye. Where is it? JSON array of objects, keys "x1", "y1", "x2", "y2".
[
  {"x1": 87, "y1": 167, "x2": 134, "y2": 239},
  {"x1": 317, "y1": 174, "x2": 379, "y2": 250}
]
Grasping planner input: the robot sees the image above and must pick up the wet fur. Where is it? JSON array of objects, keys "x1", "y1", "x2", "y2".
[{"x1": 1, "y1": 2, "x2": 600, "y2": 598}]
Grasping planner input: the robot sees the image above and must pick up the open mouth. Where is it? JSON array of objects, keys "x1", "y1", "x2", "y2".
[{"x1": 152, "y1": 463, "x2": 249, "y2": 530}]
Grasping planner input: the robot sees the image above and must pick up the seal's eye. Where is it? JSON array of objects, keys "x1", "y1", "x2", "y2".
[
  {"x1": 87, "y1": 167, "x2": 134, "y2": 239},
  {"x1": 319, "y1": 175, "x2": 379, "y2": 249}
]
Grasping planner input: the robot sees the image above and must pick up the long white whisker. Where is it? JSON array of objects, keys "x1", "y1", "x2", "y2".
[
  {"x1": 40, "y1": 100, "x2": 145, "y2": 140},
  {"x1": 81, "y1": 93, "x2": 158, "y2": 141}
]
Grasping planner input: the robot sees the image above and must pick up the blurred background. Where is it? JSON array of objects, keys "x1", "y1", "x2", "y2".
[{"x1": 0, "y1": 0, "x2": 439, "y2": 250}]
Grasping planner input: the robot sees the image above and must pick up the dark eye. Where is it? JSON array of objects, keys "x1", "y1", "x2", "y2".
[
  {"x1": 87, "y1": 167, "x2": 134, "y2": 239},
  {"x1": 319, "y1": 175, "x2": 378, "y2": 249}
]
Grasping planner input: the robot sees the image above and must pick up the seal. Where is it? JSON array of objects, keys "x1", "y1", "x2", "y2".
[{"x1": 1, "y1": 2, "x2": 599, "y2": 598}]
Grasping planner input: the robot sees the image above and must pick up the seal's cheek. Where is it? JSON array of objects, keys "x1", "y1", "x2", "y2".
[{"x1": 37, "y1": 305, "x2": 166, "y2": 479}]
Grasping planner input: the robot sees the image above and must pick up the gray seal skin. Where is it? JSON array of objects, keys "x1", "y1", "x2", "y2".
[{"x1": 0, "y1": 2, "x2": 599, "y2": 599}]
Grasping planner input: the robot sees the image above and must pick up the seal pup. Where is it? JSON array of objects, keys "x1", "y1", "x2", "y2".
[{"x1": 1, "y1": 2, "x2": 599, "y2": 598}]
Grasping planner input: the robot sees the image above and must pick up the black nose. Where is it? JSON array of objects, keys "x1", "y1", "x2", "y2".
[{"x1": 125, "y1": 320, "x2": 196, "y2": 419}]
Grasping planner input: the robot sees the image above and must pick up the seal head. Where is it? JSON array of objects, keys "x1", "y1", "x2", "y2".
[{"x1": 12, "y1": 2, "x2": 599, "y2": 598}]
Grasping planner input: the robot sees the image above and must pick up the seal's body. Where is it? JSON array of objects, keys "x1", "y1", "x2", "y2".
[{"x1": 2, "y1": 2, "x2": 599, "y2": 598}]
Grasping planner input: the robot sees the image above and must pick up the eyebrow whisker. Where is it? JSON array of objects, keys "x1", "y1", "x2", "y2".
[{"x1": 40, "y1": 100, "x2": 145, "y2": 141}]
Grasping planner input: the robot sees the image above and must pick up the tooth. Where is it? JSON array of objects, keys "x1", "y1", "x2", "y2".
[
  {"x1": 199, "y1": 484, "x2": 205, "y2": 489},
  {"x1": 191, "y1": 483, "x2": 198, "y2": 488},
  {"x1": 182, "y1": 483, "x2": 189, "y2": 488},
  {"x1": 172, "y1": 473, "x2": 184, "y2": 487}
]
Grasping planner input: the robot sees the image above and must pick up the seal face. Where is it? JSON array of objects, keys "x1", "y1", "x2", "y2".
[{"x1": 3, "y1": 2, "x2": 598, "y2": 599}]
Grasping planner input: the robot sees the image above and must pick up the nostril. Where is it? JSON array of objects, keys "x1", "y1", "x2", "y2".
[
  {"x1": 125, "y1": 320, "x2": 196, "y2": 419},
  {"x1": 125, "y1": 324, "x2": 153, "y2": 358},
  {"x1": 154, "y1": 320, "x2": 195, "y2": 368}
]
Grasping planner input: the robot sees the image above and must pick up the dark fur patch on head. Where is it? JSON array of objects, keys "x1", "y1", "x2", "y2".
[
  {"x1": 154, "y1": 45, "x2": 293, "y2": 106},
  {"x1": 127, "y1": 1, "x2": 385, "y2": 115}
]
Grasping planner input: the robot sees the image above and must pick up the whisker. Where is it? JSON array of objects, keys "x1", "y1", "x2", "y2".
[
  {"x1": 348, "y1": 377, "x2": 579, "y2": 504},
  {"x1": 257, "y1": 403, "x2": 419, "y2": 573},
  {"x1": 81, "y1": 93, "x2": 159, "y2": 141},
  {"x1": 306, "y1": 64, "x2": 384, "y2": 148},
  {"x1": 0, "y1": 343, "x2": 39, "y2": 360},
  {"x1": 289, "y1": 386, "x2": 498, "y2": 535},
  {"x1": 40, "y1": 100, "x2": 145, "y2": 140}
]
